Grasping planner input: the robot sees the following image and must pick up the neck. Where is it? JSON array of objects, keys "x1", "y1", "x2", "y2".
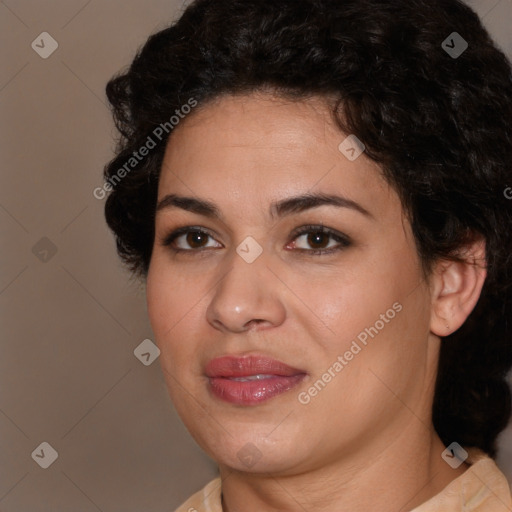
[{"x1": 218, "y1": 426, "x2": 468, "y2": 512}]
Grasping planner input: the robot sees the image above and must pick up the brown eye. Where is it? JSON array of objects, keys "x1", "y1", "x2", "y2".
[
  {"x1": 162, "y1": 225, "x2": 350, "y2": 256},
  {"x1": 162, "y1": 227, "x2": 222, "y2": 252},
  {"x1": 306, "y1": 231, "x2": 330, "y2": 249},
  {"x1": 186, "y1": 231, "x2": 209, "y2": 248},
  {"x1": 289, "y1": 225, "x2": 351, "y2": 255}
]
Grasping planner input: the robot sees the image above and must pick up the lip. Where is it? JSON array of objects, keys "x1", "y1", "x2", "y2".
[{"x1": 205, "y1": 355, "x2": 307, "y2": 406}]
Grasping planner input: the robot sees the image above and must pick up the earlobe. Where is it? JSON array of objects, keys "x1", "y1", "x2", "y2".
[{"x1": 430, "y1": 238, "x2": 487, "y2": 337}]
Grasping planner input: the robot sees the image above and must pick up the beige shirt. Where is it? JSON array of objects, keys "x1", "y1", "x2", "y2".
[{"x1": 174, "y1": 448, "x2": 512, "y2": 512}]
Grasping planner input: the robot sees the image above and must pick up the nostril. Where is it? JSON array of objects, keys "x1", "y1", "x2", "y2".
[{"x1": 244, "y1": 319, "x2": 267, "y2": 329}]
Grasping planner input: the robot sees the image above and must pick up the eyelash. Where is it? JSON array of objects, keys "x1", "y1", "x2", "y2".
[{"x1": 161, "y1": 224, "x2": 351, "y2": 256}]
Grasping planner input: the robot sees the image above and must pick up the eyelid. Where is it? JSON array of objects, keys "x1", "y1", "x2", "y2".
[
  {"x1": 287, "y1": 224, "x2": 351, "y2": 253},
  {"x1": 161, "y1": 226, "x2": 220, "y2": 248},
  {"x1": 289, "y1": 224, "x2": 348, "y2": 241}
]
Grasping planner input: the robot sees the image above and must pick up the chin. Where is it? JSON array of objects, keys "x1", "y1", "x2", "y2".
[{"x1": 201, "y1": 427, "x2": 307, "y2": 474}]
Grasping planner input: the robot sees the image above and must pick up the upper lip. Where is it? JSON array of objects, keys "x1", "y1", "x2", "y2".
[{"x1": 205, "y1": 355, "x2": 306, "y2": 378}]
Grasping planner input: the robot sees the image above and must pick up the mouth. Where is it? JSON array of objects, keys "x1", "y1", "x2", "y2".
[{"x1": 205, "y1": 355, "x2": 307, "y2": 406}]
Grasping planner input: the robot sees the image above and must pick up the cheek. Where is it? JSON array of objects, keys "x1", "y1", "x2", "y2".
[
  {"x1": 300, "y1": 248, "x2": 428, "y2": 379},
  {"x1": 295, "y1": 261, "x2": 411, "y2": 346},
  {"x1": 146, "y1": 270, "x2": 174, "y2": 336},
  {"x1": 146, "y1": 261, "x2": 205, "y2": 359}
]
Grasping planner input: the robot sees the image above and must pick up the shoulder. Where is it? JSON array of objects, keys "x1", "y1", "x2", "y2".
[
  {"x1": 411, "y1": 447, "x2": 512, "y2": 511},
  {"x1": 173, "y1": 477, "x2": 223, "y2": 512}
]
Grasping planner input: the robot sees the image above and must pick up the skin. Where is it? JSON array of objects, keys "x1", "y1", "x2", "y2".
[{"x1": 146, "y1": 91, "x2": 487, "y2": 512}]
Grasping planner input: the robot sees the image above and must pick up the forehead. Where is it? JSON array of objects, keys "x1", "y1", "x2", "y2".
[{"x1": 158, "y1": 92, "x2": 396, "y2": 220}]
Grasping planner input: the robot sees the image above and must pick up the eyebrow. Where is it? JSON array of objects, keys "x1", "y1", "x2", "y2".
[{"x1": 155, "y1": 192, "x2": 373, "y2": 220}]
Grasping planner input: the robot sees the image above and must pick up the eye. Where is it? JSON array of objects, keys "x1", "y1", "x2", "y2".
[
  {"x1": 161, "y1": 227, "x2": 221, "y2": 252},
  {"x1": 287, "y1": 225, "x2": 351, "y2": 255},
  {"x1": 161, "y1": 224, "x2": 351, "y2": 256}
]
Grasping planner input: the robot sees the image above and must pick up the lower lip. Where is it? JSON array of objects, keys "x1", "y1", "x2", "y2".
[{"x1": 208, "y1": 375, "x2": 306, "y2": 406}]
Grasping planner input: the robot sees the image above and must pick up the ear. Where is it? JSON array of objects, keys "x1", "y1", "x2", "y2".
[{"x1": 430, "y1": 237, "x2": 487, "y2": 337}]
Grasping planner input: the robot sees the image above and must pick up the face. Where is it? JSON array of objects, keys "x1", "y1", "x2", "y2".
[{"x1": 146, "y1": 92, "x2": 437, "y2": 475}]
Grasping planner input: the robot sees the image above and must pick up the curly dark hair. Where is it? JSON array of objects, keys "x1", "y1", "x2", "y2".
[{"x1": 103, "y1": 0, "x2": 512, "y2": 457}]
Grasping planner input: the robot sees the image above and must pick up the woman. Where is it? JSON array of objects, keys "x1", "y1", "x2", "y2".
[{"x1": 102, "y1": 0, "x2": 512, "y2": 510}]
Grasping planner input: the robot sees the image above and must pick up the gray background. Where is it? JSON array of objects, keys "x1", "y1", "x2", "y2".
[{"x1": 0, "y1": 1, "x2": 511, "y2": 510}]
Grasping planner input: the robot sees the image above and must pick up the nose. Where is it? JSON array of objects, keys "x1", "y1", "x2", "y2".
[{"x1": 205, "y1": 249, "x2": 286, "y2": 333}]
